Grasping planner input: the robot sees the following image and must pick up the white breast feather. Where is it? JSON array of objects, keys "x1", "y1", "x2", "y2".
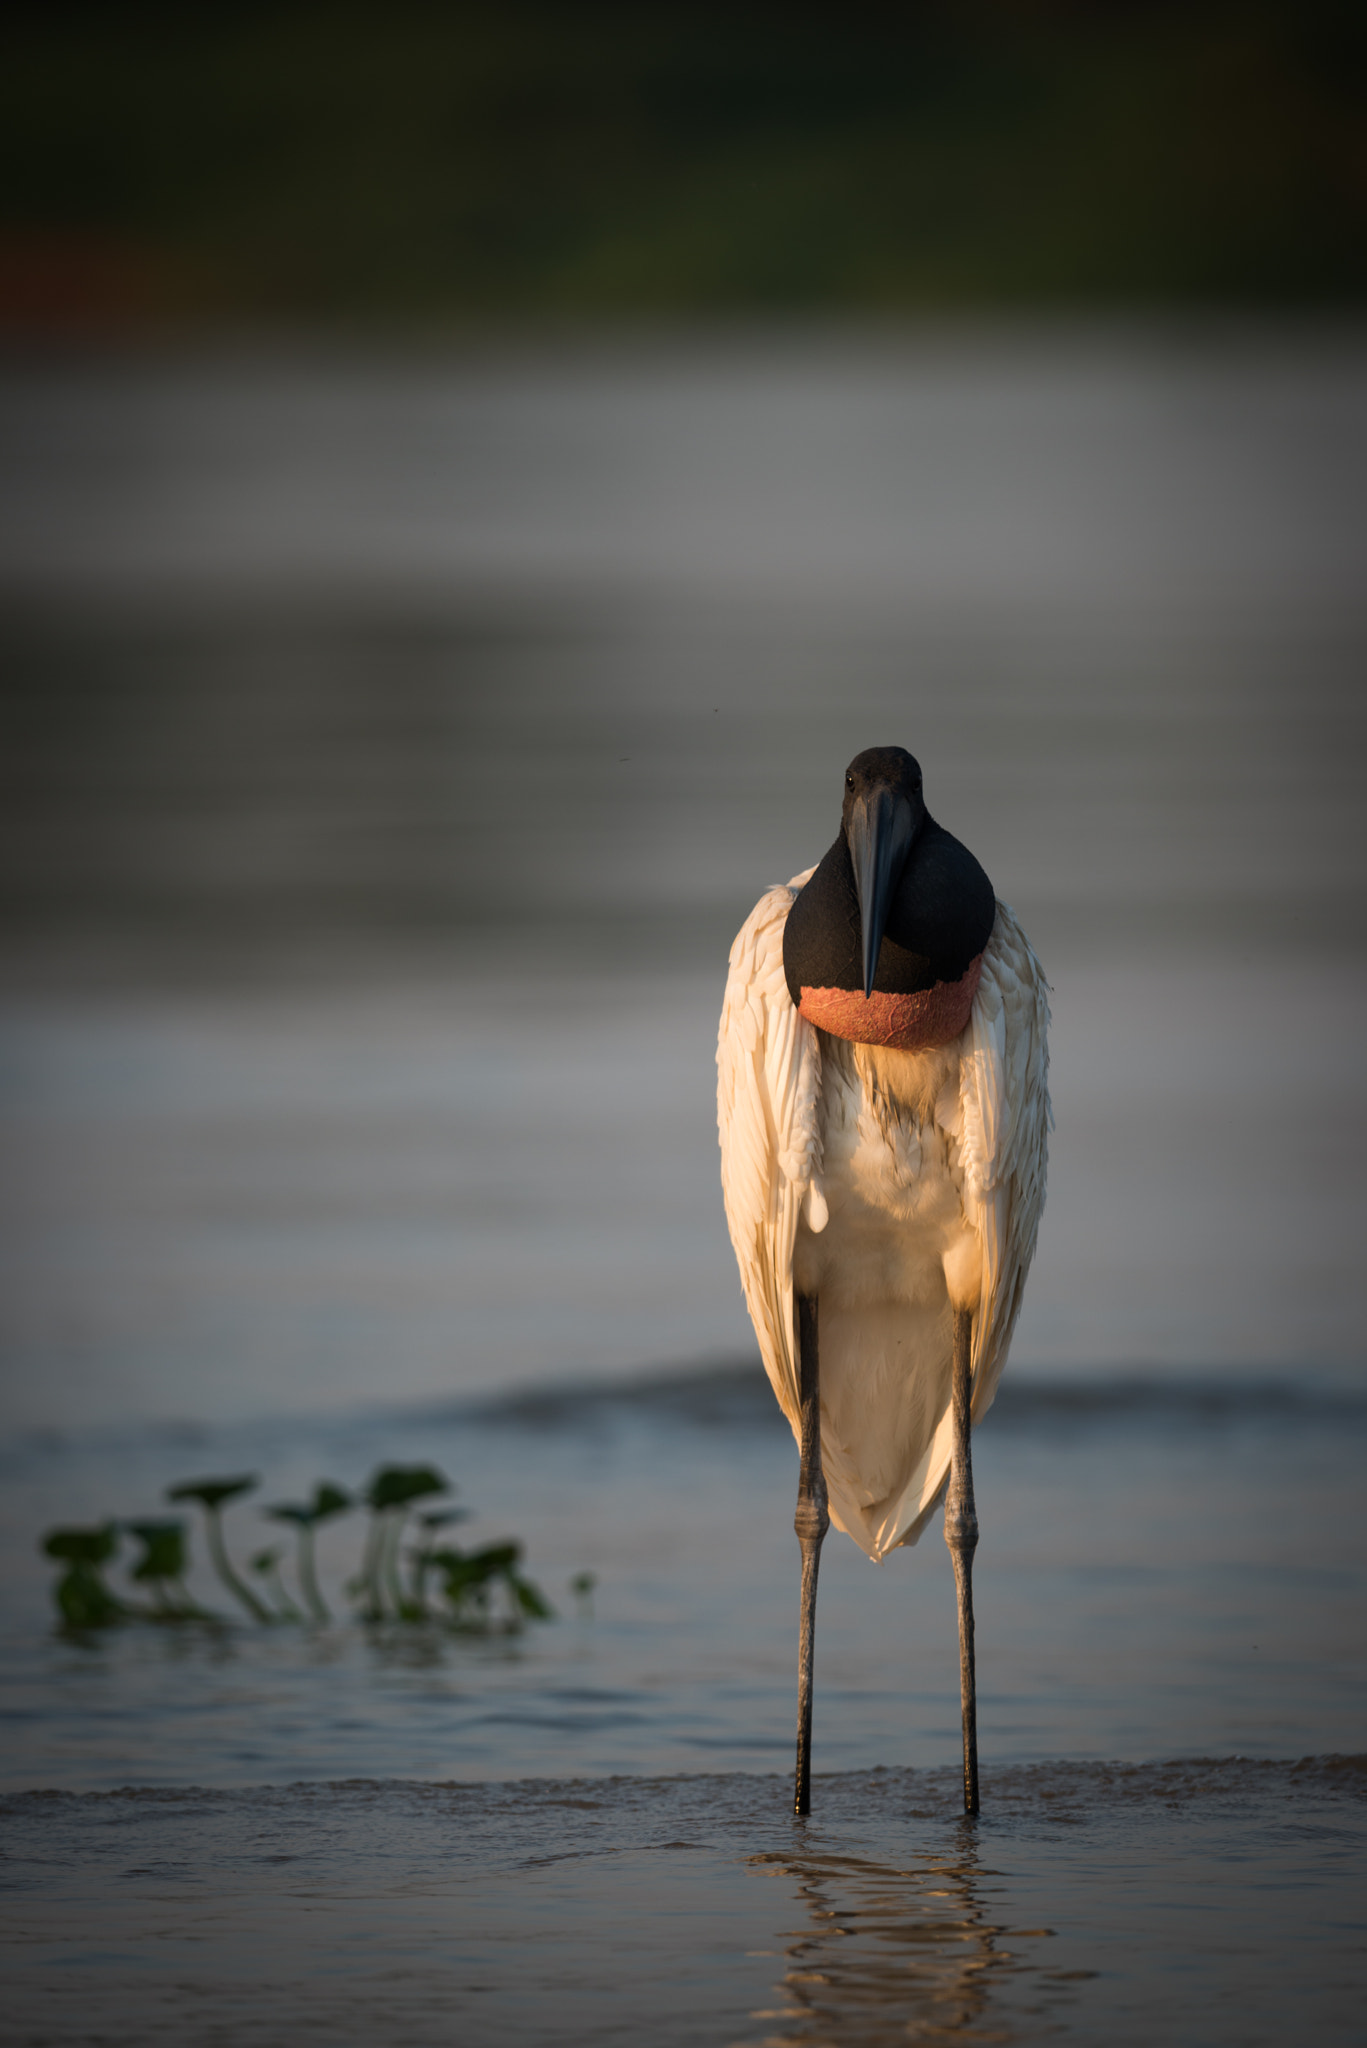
[{"x1": 717, "y1": 879, "x2": 1050, "y2": 1561}]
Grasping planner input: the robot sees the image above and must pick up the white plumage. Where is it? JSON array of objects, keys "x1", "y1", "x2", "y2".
[{"x1": 717, "y1": 870, "x2": 1051, "y2": 1562}]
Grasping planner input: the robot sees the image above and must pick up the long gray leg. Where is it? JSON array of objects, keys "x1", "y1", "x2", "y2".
[
  {"x1": 943, "y1": 1305, "x2": 980, "y2": 1815},
  {"x1": 793, "y1": 1292, "x2": 829, "y2": 1818}
]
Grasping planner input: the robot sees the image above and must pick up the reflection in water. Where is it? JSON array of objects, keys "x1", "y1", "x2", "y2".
[{"x1": 747, "y1": 1824, "x2": 1060, "y2": 2046}]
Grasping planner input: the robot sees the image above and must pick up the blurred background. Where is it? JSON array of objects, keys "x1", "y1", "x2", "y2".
[
  {"x1": 0, "y1": 1, "x2": 1365, "y2": 1787},
  {"x1": 3, "y1": 1, "x2": 1365, "y2": 325}
]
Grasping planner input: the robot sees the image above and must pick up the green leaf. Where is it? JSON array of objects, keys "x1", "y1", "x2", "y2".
[
  {"x1": 55, "y1": 1563, "x2": 127, "y2": 1628},
  {"x1": 43, "y1": 1523, "x2": 127, "y2": 1626},
  {"x1": 429, "y1": 1544, "x2": 499, "y2": 1601},
  {"x1": 429, "y1": 1539, "x2": 551, "y2": 1628},
  {"x1": 268, "y1": 1480, "x2": 353, "y2": 1529},
  {"x1": 43, "y1": 1522, "x2": 119, "y2": 1566},
  {"x1": 365, "y1": 1464, "x2": 449, "y2": 1512},
  {"x1": 511, "y1": 1575, "x2": 554, "y2": 1621},
  {"x1": 475, "y1": 1541, "x2": 521, "y2": 1574},
  {"x1": 126, "y1": 1519, "x2": 188, "y2": 1583}
]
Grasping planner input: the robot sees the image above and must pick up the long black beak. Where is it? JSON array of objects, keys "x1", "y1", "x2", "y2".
[{"x1": 847, "y1": 787, "x2": 914, "y2": 997}]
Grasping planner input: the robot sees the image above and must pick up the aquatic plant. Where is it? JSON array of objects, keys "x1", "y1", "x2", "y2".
[
  {"x1": 407, "y1": 1506, "x2": 471, "y2": 1614},
  {"x1": 41, "y1": 1463, "x2": 556, "y2": 1638},
  {"x1": 42, "y1": 1524, "x2": 126, "y2": 1628},
  {"x1": 429, "y1": 1539, "x2": 554, "y2": 1630},
  {"x1": 352, "y1": 1465, "x2": 449, "y2": 1622},
  {"x1": 265, "y1": 1482, "x2": 351, "y2": 1622},
  {"x1": 124, "y1": 1519, "x2": 209, "y2": 1620},
  {"x1": 165, "y1": 1475, "x2": 270, "y2": 1622}
]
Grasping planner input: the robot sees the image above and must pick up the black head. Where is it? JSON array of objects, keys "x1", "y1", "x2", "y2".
[
  {"x1": 840, "y1": 746, "x2": 925, "y2": 840},
  {"x1": 839, "y1": 747, "x2": 927, "y2": 997}
]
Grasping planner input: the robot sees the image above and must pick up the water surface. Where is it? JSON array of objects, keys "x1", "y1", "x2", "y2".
[
  {"x1": 5, "y1": 1374, "x2": 1363, "y2": 1789},
  {"x1": 4, "y1": 1761, "x2": 1363, "y2": 2047}
]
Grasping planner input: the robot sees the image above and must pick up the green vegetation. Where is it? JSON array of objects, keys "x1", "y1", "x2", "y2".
[
  {"x1": 125, "y1": 1519, "x2": 210, "y2": 1620},
  {"x1": 40, "y1": 1462, "x2": 555, "y2": 1634},
  {"x1": 42, "y1": 1524, "x2": 127, "y2": 1629},
  {"x1": 266, "y1": 1482, "x2": 352, "y2": 1622},
  {"x1": 0, "y1": 3, "x2": 1363, "y2": 327},
  {"x1": 428, "y1": 1540, "x2": 555, "y2": 1628},
  {"x1": 352, "y1": 1464, "x2": 452, "y2": 1622},
  {"x1": 167, "y1": 1475, "x2": 271, "y2": 1622}
]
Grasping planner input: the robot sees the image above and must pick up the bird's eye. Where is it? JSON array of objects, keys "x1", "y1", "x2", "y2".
[{"x1": 845, "y1": 774, "x2": 855, "y2": 789}]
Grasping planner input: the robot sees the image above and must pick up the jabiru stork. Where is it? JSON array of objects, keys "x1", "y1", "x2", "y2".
[{"x1": 717, "y1": 746, "x2": 1050, "y2": 1815}]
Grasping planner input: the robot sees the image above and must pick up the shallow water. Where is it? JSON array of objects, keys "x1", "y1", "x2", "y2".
[
  {"x1": 4, "y1": 1761, "x2": 1364, "y2": 2047},
  {"x1": 12, "y1": 1386, "x2": 1363, "y2": 2043},
  {"x1": 5, "y1": 1376, "x2": 1364, "y2": 1791}
]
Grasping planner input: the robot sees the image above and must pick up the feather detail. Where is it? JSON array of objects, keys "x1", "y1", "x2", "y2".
[
  {"x1": 717, "y1": 871, "x2": 822, "y2": 1428},
  {"x1": 718, "y1": 882, "x2": 1050, "y2": 1564},
  {"x1": 960, "y1": 900, "x2": 1052, "y2": 1415}
]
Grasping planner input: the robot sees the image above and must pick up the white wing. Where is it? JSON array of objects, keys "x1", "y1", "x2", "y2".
[
  {"x1": 716, "y1": 871, "x2": 823, "y2": 1433},
  {"x1": 957, "y1": 899, "x2": 1052, "y2": 1422}
]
